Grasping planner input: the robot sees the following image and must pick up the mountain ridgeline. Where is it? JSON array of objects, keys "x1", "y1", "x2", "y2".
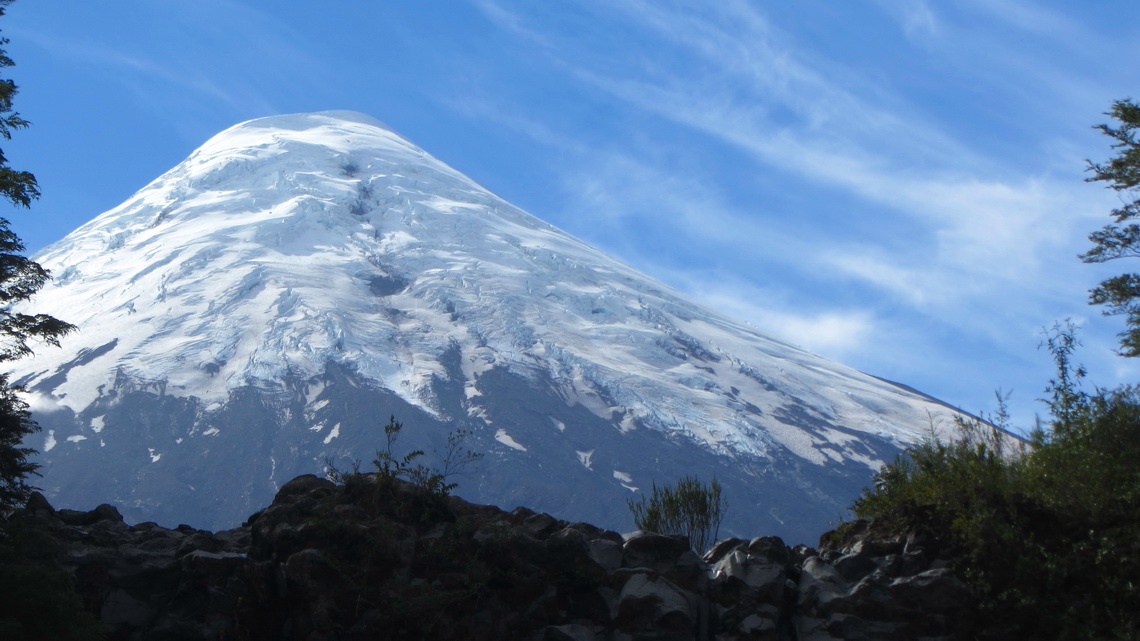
[{"x1": 10, "y1": 111, "x2": 965, "y2": 543}]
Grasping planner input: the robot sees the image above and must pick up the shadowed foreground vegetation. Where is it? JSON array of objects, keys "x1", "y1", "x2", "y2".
[{"x1": 851, "y1": 326, "x2": 1140, "y2": 640}]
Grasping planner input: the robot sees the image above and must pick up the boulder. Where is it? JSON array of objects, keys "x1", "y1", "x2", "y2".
[
  {"x1": 621, "y1": 531, "x2": 691, "y2": 574},
  {"x1": 615, "y1": 571, "x2": 698, "y2": 636},
  {"x1": 273, "y1": 474, "x2": 335, "y2": 502}
]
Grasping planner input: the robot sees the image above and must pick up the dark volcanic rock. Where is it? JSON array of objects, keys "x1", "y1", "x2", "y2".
[{"x1": 17, "y1": 480, "x2": 968, "y2": 640}]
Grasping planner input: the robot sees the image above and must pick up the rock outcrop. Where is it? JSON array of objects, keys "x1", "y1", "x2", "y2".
[{"x1": 15, "y1": 475, "x2": 969, "y2": 640}]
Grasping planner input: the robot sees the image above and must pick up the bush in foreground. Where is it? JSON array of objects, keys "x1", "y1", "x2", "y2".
[
  {"x1": 853, "y1": 330, "x2": 1140, "y2": 640},
  {"x1": 627, "y1": 475, "x2": 726, "y2": 554}
]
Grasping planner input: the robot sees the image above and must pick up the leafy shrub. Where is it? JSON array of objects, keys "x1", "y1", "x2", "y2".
[
  {"x1": 852, "y1": 326, "x2": 1140, "y2": 640},
  {"x1": 327, "y1": 415, "x2": 482, "y2": 497},
  {"x1": 852, "y1": 411, "x2": 1025, "y2": 534},
  {"x1": 627, "y1": 475, "x2": 726, "y2": 553}
]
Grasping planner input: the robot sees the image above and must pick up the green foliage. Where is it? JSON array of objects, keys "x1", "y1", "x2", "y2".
[
  {"x1": 403, "y1": 425, "x2": 483, "y2": 496},
  {"x1": 627, "y1": 475, "x2": 726, "y2": 553},
  {"x1": 0, "y1": 224, "x2": 75, "y2": 363},
  {"x1": 327, "y1": 415, "x2": 482, "y2": 498},
  {"x1": 849, "y1": 98, "x2": 1140, "y2": 635},
  {"x1": 0, "y1": 0, "x2": 75, "y2": 515},
  {"x1": 852, "y1": 414, "x2": 1023, "y2": 536},
  {"x1": 0, "y1": 1, "x2": 37, "y2": 209},
  {"x1": 372, "y1": 415, "x2": 428, "y2": 486},
  {"x1": 852, "y1": 325, "x2": 1140, "y2": 640},
  {"x1": 1040, "y1": 320, "x2": 1088, "y2": 428},
  {"x1": 1082, "y1": 99, "x2": 1140, "y2": 355},
  {"x1": 0, "y1": 379, "x2": 40, "y2": 512}
]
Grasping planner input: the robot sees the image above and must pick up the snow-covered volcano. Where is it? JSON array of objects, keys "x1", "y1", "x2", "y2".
[{"x1": 10, "y1": 111, "x2": 961, "y2": 542}]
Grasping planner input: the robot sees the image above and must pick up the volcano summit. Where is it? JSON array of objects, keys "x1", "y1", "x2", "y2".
[{"x1": 10, "y1": 111, "x2": 961, "y2": 542}]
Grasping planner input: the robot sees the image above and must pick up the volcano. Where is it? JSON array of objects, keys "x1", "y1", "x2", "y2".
[{"x1": 9, "y1": 111, "x2": 961, "y2": 543}]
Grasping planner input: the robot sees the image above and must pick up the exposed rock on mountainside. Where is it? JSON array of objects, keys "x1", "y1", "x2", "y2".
[
  {"x1": 11, "y1": 111, "x2": 967, "y2": 542},
  {"x1": 16, "y1": 474, "x2": 968, "y2": 640}
]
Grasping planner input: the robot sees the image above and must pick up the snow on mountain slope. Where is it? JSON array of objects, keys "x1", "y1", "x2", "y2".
[{"x1": 9, "y1": 111, "x2": 963, "y2": 542}]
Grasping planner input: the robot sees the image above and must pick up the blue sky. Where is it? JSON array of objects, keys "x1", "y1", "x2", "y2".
[{"x1": 3, "y1": 1, "x2": 1139, "y2": 430}]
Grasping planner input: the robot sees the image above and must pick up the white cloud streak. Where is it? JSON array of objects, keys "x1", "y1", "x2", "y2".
[
  {"x1": 462, "y1": 0, "x2": 1138, "y2": 427},
  {"x1": 474, "y1": 2, "x2": 1091, "y2": 310}
]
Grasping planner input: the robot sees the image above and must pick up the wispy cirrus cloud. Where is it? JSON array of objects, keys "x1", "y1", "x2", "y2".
[
  {"x1": 461, "y1": 0, "x2": 1139, "y2": 426},
  {"x1": 470, "y1": 0, "x2": 1090, "y2": 312},
  {"x1": 678, "y1": 275, "x2": 880, "y2": 362}
]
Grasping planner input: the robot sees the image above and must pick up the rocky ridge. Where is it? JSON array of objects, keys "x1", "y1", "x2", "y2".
[{"x1": 16, "y1": 475, "x2": 968, "y2": 640}]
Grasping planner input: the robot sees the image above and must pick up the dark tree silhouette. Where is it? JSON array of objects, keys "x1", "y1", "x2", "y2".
[
  {"x1": 0, "y1": 0, "x2": 74, "y2": 513},
  {"x1": 1082, "y1": 99, "x2": 1140, "y2": 355}
]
